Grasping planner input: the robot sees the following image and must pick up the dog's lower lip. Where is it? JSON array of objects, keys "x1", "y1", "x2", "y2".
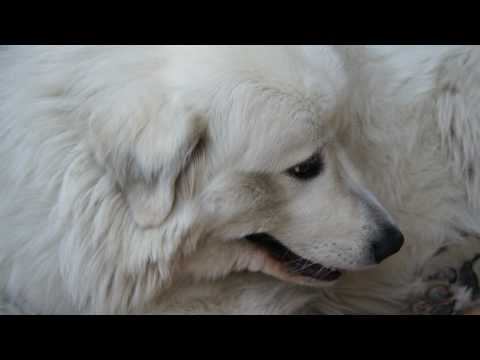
[
  {"x1": 245, "y1": 233, "x2": 343, "y2": 282},
  {"x1": 296, "y1": 263, "x2": 343, "y2": 281}
]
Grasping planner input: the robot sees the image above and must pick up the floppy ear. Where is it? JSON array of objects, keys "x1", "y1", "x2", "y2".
[
  {"x1": 127, "y1": 113, "x2": 206, "y2": 228},
  {"x1": 93, "y1": 101, "x2": 207, "y2": 229}
]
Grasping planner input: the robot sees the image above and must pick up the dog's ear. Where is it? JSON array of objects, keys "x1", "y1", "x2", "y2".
[
  {"x1": 92, "y1": 102, "x2": 207, "y2": 229},
  {"x1": 126, "y1": 112, "x2": 206, "y2": 228}
]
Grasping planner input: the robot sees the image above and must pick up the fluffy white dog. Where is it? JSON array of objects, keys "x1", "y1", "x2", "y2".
[{"x1": 0, "y1": 45, "x2": 479, "y2": 314}]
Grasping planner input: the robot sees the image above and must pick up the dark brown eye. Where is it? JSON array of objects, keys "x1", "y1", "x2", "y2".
[{"x1": 286, "y1": 152, "x2": 324, "y2": 181}]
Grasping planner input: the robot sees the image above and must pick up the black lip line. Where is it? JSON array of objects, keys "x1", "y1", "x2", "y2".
[{"x1": 245, "y1": 233, "x2": 342, "y2": 281}]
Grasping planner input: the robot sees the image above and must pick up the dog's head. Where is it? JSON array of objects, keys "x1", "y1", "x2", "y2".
[{"x1": 64, "y1": 46, "x2": 404, "y2": 311}]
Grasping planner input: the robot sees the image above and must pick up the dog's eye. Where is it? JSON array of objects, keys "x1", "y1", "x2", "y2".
[{"x1": 286, "y1": 152, "x2": 324, "y2": 181}]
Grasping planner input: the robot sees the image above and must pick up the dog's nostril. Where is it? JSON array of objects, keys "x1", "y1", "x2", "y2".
[{"x1": 371, "y1": 225, "x2": 405, "y2": 264}]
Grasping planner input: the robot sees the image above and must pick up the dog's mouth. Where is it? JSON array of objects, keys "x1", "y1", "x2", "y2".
[{"x1": 245, "y1": 233, "x2": 343, "y2": 283}]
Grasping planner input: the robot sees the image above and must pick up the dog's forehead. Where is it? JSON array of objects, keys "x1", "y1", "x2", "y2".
[
  {"x1": 254, "y1": 111, "x2": 321, "y2": 169},
  {"x1": 252, "y1": 108, "x2": 319, "y2": 148},
  {"x1": 224, "y1": 103, "x2": 324, "y2": 171},
  {"x1": 199, "y1": 46, "x2": 345, "y2": 170},
  {"x1": 208, "y1": 80, "x2": 338, "y2": 173}
]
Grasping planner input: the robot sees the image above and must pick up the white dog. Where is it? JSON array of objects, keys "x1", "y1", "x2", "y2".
[{"x1": 0, "y1": 45, "x2": 479, "y2": 314}]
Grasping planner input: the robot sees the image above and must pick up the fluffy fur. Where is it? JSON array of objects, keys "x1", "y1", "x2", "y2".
[{"x1": 1, "y1": 45, "x2": 480, "y2": 314}]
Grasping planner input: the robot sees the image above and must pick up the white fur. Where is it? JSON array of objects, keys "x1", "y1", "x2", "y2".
[{"x1": 1, "y1": 45, "x2": 480, "y2": 314}]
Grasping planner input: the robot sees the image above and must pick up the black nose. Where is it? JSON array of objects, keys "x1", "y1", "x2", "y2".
[{"x1": 371, "y1": 225, "x2": 405, "y2": 263}]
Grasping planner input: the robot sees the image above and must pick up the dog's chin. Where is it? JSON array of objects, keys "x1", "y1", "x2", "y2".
[{"x1": 245, "y1": 233, "x2": 343, "y2": 287}]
